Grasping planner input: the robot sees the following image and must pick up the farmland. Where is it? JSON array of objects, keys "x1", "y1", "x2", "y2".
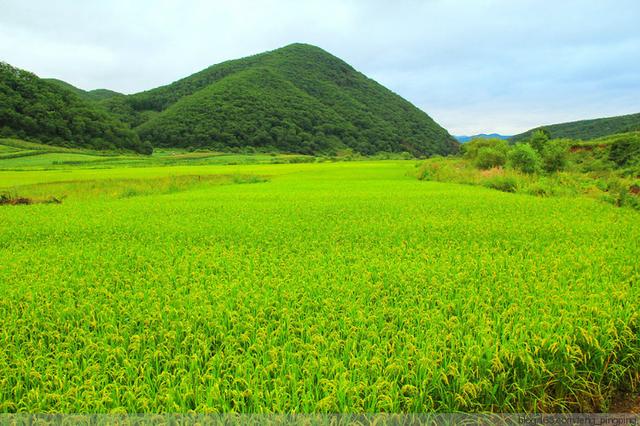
[{"x1": 0, "y1": 150, "x2": 639, "y2": 413}]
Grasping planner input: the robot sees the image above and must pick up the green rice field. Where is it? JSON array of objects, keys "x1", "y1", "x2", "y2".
[{"x1": 0, "y1": 150, "x2": 638, "y2": 413}]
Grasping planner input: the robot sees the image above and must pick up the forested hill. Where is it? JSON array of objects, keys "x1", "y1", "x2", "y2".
[
  {"x1": 44, "y1": 78, "x2": 123, "y2": 102},
  {"x1": 1, "y1": 44, "x2": 458, "y2": 156},
  {"x1": 0, "y1": 63, "x2": 151, "y2": 153},
  {"x1": 116, "y1": 43, "x2": 459, "y2": 156},
  {"x1": 511, "y1": 112, "x2": 640, "y2": 142}
]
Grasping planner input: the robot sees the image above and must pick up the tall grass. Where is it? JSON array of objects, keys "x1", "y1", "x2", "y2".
[{"x1": 416, "y1": 158, "x2": 640, "y2": 210}]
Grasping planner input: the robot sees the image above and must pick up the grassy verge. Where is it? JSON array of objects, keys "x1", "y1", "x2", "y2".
[
  {"x1": 0, "y1": 174, "x2": 268, "y2": 204},
  {"x1": 416, "y1": 157, "x2": 640, "y2": 210}
]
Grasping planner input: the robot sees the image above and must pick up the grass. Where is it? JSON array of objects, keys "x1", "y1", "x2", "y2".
[
  {"x1": 1, "y1": 174, "x2": 268, "y2": 202},
  {"x1": 416, "y1": 157, "x2": 640, "y2": 210},
  {"x1": 0, "y1": 153, "x2": 120, "y2": 169},
  {"x1": 0, "y1": 145, "x2": 21, "y2": 153},
  {"x1": 0, "y1": 158, "x2": 638, "y2": 413},
  {"x1": 0, "y1": 139, "x2": 316, "y2": 171}
]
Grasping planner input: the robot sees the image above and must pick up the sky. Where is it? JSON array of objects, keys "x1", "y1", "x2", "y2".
[{"x1": 1, "y1": 0, "x2": 639, "y2": 135}]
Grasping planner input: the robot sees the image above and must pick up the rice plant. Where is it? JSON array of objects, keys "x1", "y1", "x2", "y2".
[{"x1": 0, "y1": 160, "x2": 638, "y2": 413}]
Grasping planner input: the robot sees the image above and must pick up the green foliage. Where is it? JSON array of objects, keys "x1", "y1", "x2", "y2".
[
  {"x1": 528, "y1": 129, "x2": 550, "y2": 153},
  {"x1": 475, "y1": 147, "x2": 507, "y2": 169},
  {"x1": 0, "y1": 63, "x2": 150, "y2": 154},
  {"x1": 418, "y1": 154, "x2": 640, "y2": 211},
  {"x1": 541, "y1": 139, "x2": 569, "y2": 172},
  {"x1": 138, "y1": 141, "x2": 154, "y2": 156},
  {"x1": 482, "y1": 175, "x2": 518, "y2": 192},
  {"x1": 461, "y1": 137, "x2": 509, "y2": 160},
  {"x1": 44, "y1": 78, "x2": 123, "y2": 101},
  {"x1": 608, "y1": 134, "x2": 640, "y2": 167},
  {"x1": 564, "y1": 132, "x2": 640, "y2": 174},
  {"x1": 128, "y1": 44, "x2": 458, "y2": 156},
  {"x1": 2, "y1": 45, "x2": 458, "y2": 157},
  {"x1": 1, "y1": 160, "x2": 639, "y2": 412},
  {"x1": 507, "y1": 143, "x2": 541, "y2": 174},
  {"x1": 511, "y1": 112, "x2": 640, "y2": 142}
]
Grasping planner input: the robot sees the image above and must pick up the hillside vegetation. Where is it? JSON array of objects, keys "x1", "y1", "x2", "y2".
[
  {"x1": 0, "y1": 63, "x2": 151, "y2": 154},
  {"x1": 44, "y1": 79, "x2": 123, "y2": 102},
  {"x1": 1, "y1": 45, "x2": 458, "y2": 156},
  {"x1": 109, "y1": 43, "x2": 459, "y2": 156},
  {"x1": 511, "y1": 112, "x2": 640, "y2": 142},
  {"x1": 417, "y1": 131, "x2": 640, "y2": 210},
  {"x1": 455, "y1": 134, "x2": 511, "y2": 143}
]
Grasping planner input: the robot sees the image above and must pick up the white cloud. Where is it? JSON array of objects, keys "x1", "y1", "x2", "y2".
[{"x1": 1, "y1": 0, "x2": 638, "y2": 134}]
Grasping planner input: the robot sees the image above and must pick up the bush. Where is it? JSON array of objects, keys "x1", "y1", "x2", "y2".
[
  {"x1": 609, "y1": 137, "x2": 640, "y2": 167},
  {"x1": 529, "y1": 129, "x2": 550, "y2": 153},
  {"x1": 475, "y1": 147, "x2": 507, "y2": 169},
  {"x1": 137, "y1": 141, "x2": 154, "y2": 155},
  {"x1": 542, "y1": 139, "x2": 569, "y2": 172},
  {"x1": 462, "y1": 138, "x2": 509, "y2": 160},
  {"x1": 508, "y1": 144, "x2": 541, "y2": 174},
  {"x1": 483, "y1": 176, "x2": 518, "y2": 193},
  {"x1": 400, "y1": 151, "x2": 413, "y2": 160},
  {"x1": 526, "y1": 182, "x2": 554, "y2": 197}
]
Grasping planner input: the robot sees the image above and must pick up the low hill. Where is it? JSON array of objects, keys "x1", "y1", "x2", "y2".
[
  {"x1": 120, "y1": 43, "x2": 458, "y2": 156},
  {"x1": 44, "y1": 78, "x2": 123, "y2": 102},
  {"x1": 455, "y1": 134, "x2": 511, "y2": 143},
  {"x1": 0, "y1": 63, "x2": 150, "y2": 153},
  {"x1": 511, "y1": 112, "x2": 640, "y2": 142}
]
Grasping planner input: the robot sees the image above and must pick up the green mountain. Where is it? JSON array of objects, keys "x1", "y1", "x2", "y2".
[
  {"x1": 1, "y1": 44, "x2": 457, "y2": 156},
  {"x1": 0, "y1": 62, "x2": 150, "y2": 153},
  {"x1": 511, "y1": 112, "x2": 640, "y2": 142},
  {"x1": 44, "y1": 78, "x2": 123, "y2": 102},
  {"x1": 117, "y1": 43, "x2": 458, "y2": 155}
]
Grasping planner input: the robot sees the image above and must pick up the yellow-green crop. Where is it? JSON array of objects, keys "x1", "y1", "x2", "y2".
[{"x1": 0, "y1": 159, "x2": 638, "y2": 413}]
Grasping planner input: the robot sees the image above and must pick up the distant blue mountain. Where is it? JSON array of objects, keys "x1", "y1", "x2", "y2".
[{"x1": 455, "y1": 134, "x2": 512, "y2": 143}]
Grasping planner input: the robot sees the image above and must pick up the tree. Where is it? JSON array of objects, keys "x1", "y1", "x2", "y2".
[
  {"x1": 529, "y1": 129, "x2": 550, "y2": 153},
  {"x1": 139, "y1": 141, "x2": 154, "y2": 155},
  {"x1": 475, "y1": 147, "x2": 507, "y2": 169},
  {"x1": 609, "y1": 136, "x2": 640, "y2": 167},
  {"x1": 0, "y1": 62, "x2": 146, "y2": 153},
  {"x1": 542, "y1": 139, "x2": 569, "y2": 172},
  {"x1": 508, "y1": 143, "x2": 541, "y2": 174},
  {"x1": 462, "y1": 138, "x2": 509, "y2": 160}
]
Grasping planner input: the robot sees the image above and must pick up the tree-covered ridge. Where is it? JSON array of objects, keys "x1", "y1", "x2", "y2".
[
  {"x1": 511, "y1": 112, "x2": 640, "y2": 142},
  {"x1": 44, "y1": 78, "x2": 123, "y2": 102},
  {"x1": 125, "y1": 43, "x2": 459, "y2": 156},
  {"x1": 1, "y1": 44, "x2": 457, "y2": 156},
  {"x1": 0, "y1": 63, "x2": 151, "y2": 153}
]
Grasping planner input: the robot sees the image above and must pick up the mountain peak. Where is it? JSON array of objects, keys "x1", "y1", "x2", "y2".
[
  {"x1": 2, "y1": 45, "x2": 458, "y2": 156},
  {"x1": 122, "y1": 44, "x2": 457, "y2": 155}
]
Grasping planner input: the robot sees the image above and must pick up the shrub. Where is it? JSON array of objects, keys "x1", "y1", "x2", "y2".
[
  {"x1": 526, "y1": 182, "x2": 554, "y2": 197},
  {"x1": 462, "y1": 138, "x2": 509, "y2": 160},
  {"x1": 542, "y1": 139, "x2": 569, "y2": 172},
  {"x1": 581, "y1": 158, "x2": 616, "y2": 173},
  {"x1": 400, "y1": 151, "x2": 414, "y2": 160},
  {"x1": 529, "y1": 129, "x2": 550, "y2": 153},
  {"x1": 475, "y1": 147, "x2": 507, "y2": 169},
  {"x1": 508, "y1": 144, "x2": 541, "y2": 174},
  {"x1": 137, "y1": 141, "x2": 154, "y2": 155},
  {"x1": 483, "y1": 176, "x2": 518, "y2": 193},
  {"x1": 609, "y1": 136, "x2": 640, "y2": 167}
]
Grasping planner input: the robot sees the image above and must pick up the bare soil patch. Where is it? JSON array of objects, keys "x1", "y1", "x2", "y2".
[{"x1": 610, "y1": 393, "x2": 640, "y2": 413}]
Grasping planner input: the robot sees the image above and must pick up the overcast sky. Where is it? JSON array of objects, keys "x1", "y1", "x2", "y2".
[{"x1": 1, "y1": 0, "x2": 639, "y2": 135}]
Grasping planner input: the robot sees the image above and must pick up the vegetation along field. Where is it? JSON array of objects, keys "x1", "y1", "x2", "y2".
[{"x1": 0, "y1": 144, "x2": 639, "y2": 413}]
